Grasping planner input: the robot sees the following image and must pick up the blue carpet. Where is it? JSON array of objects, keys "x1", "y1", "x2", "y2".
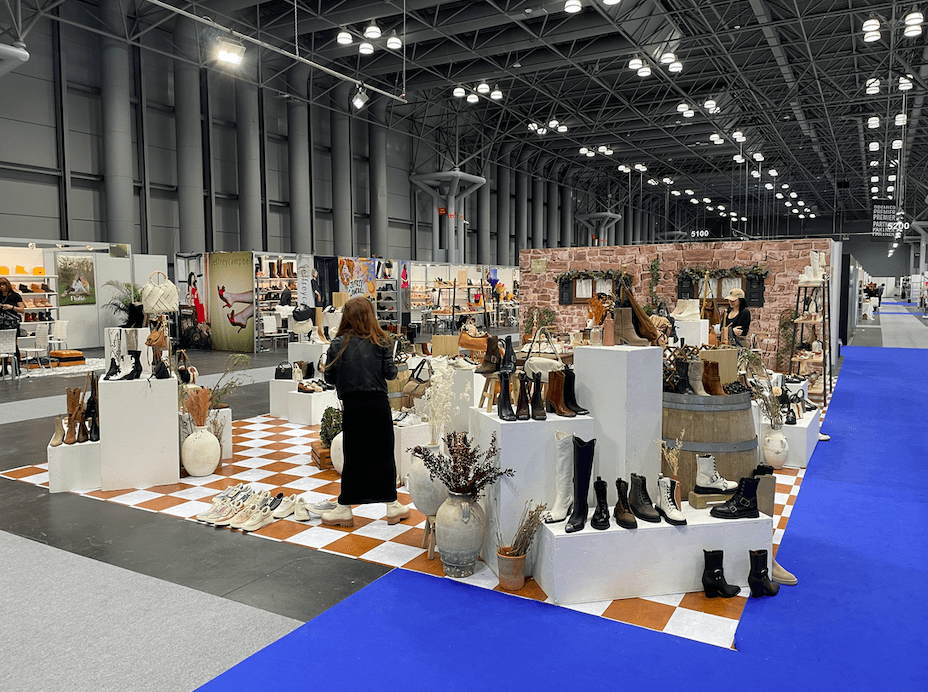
[{"x1": 200, "y1": 346, "x2": 927, "y2": 691}]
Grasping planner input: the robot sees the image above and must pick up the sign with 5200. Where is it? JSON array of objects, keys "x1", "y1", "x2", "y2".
[{"x1": 871, "y1": 202, "x2": 905, "y2": 242}]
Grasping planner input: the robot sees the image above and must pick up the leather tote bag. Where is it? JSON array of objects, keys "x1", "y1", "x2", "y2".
[
  {"x1": 402, "y1": 360, "x2": 433, "y2": 399},
  {"x1": 523, "y1": 326, "x2": 566, "y2": 383}
]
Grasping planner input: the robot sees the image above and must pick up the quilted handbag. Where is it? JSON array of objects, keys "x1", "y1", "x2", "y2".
[
  {"x1": 523, "y1": 326, "x2": 566, "y2": 383},
  {"x1": 275, "y1": 362, "x2": 294, "y2": 380},
  {"x1": 402, "y1": 360, "x2": 432, "y2": 399},
  {"x1": 141, "y1": 271, "x2": 180, "y2": 314}
]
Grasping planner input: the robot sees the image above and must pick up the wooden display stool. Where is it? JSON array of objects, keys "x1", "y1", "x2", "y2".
[
  {"x1": 422, "y1": 515, "x2": 437, "y2": 559},
  {"x1": 479, "y1": 373, "x2": 500, "y2": 411}
]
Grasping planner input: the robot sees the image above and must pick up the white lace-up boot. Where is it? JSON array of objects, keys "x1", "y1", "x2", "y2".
[
  {"x1": 656, "y1": 475, "x2": 687, "y2": 526},
  {"x1": 694, "y1": 454, "x2": 739, "y2": 494}
]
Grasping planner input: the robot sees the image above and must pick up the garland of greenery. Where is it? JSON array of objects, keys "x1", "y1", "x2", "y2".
[
  {"x1": 648, "y1": 257, "x2": 660, "y2": 308},
  {"x1": 677, "y1": 264, "x2": 769, "y2": 282},
  {"x1": 553, "y1": 268, "x2": 635, "y2": 285}
]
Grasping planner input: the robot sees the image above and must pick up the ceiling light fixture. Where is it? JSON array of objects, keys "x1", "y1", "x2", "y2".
[
  {"x1": 629, "y1": 57, "x2": 643, "y2": 70},
  {"x1": 466, "y1": 92, "x2": 479, "y2": 103},
  {"x1": 564, "y1": 0, "x2": 582, "y2": 13},
  {"x1": 862, "y1": 17, "x2": 881, "y2": 32},
  {"x1": 557, "y1": 123, "x2": 568, "y2": 132},
  {"x1": 386, "y1": 32, "x2": 402, "y2": 50},
  {"x1": 660, "y1": 52, "x2": 675, "y2": 64},
  {"x1": 671, "y1": 190, "x2": 681, "y2": 196},
  {"x1": 677, "y1": 103, "x2": 689, "y2": 112},
  {"x1": 904, "y1": 23, "x2": 923, "y2": 37},
  {"x1": 753, "y1": 152, "x2": 765, "y2": 161},
  {"x1": 869, "y1": 141, "x2": 880, "y2": 151},
  {"x1": 896, "y1": 113, "x2": 908, "y2": 125},
  {"x1": 892, "y1": 139, "x2": 903, "y2": 149},
  {"x1": 637, "y1": 66, "x2": 652, "y2": 77},
  {"x1": 868, "y1": 116, "x2": 880, "y2": 128},
  {"x1": 579, "y1": 146, "x2": 588, "y2": 154},
  {"x1": 453, "y1": 86, "x2": 466, "y2": 98},
  {"x1": 364, "y1": 21, "x2": 381, "y2": 39},
  {"x1": 899, "y1": 75, "x2": 913, "y2": 91},
  {"x1": 866, "y1": 78, "x2": 880, "y2": 94},
  {"x1": 490, "y1": 85, "x2": 503, "y2": 100},
  {"x1": 905, "y1": 10, "x2": 924, "y2": 25},
  {"x1": 351, "y1": 87, "x2": 369, "y2": 110},
  {"x1": 864, "y1": 30, "x2": 882, "y2": 42},
  {"x1": 683, "y1": 109, "x2": 694, "y2": 118},
  {"x1": 336, "y1": 29, "x2": 352, "y2": 45},
  {"x1": 668, "y1": 61, "x2": 683, "y2": 73},
  {"x1": 751, "y1": 170, "x2": 761, "y2": 178},
  {"x1": 476, "y1": 82, "x2": 490, "y2": 94},
  {"x1": 359, "y1": 41, "x2": 374, "y2": 55},
  {"x1": 215, "y1": 37, "x2": 246, "y2": 65},
  {"x1": 765, "y1": 182, "x2": 774, "y2": 190}
]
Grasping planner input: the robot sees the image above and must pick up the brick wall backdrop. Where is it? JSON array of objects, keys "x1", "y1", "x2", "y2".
[{"x1": 518, "y1": 239, "x2": 833, "y2": 370}]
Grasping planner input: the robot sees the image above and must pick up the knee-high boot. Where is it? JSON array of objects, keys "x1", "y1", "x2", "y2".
[
  {"x1": 565, "y1": 436, "x2": 595, "y2": 533},
  {"x1": 543, "y1": 431, "x2": 574, "y2": 524}
]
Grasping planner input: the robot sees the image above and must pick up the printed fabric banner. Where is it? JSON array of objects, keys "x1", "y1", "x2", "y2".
[
  {"x1": 337, "y1": 257, "x2": 377, "y2": 298},
  {"x1": 207, "y1": 252, "x2": 255, "y2": 352},
  {"x1": 57, "y1": 255, "x2": 96, "y2": 306}
]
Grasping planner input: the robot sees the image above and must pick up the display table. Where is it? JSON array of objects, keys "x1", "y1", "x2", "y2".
[
  {"x1": 104, "y1": 327, "x2": 153, "y2": 376},
  {"x1": 572, "y1": 345, "x2": 663, "y2": 505},
  {"x1": 269, "y1": 379, "x2": 297, "y2": 417},
  {"x1": 672, "y1": 319, "x2": 709, "y2": 348},
  {"x1": 99, "y1": 377, "x2": 179, "y2": 491},
  {"x1": 468, "y1": 406, "x2": 595, "y2": 576},
  {"x1": 287, "y1": 342, "x2": 327, "y2": 369},
  {"x1": 534, "y1": 506, "x2": 772, "y2": 604},
  {"x1": 288, "y1": 389, "x2": 338, "y2": 425},
  {"x1": 48, "y1": 441, "x2": 101, "y2": 493}
]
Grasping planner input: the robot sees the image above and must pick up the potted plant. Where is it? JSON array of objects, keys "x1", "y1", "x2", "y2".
[
  {"x1": 102, "y1": 280, "x2": 143, "y2": 324},
  {"x1": 411, "y1": 432, "x2": 512, "y2": 577},
  {"x1": 311, "y1": 406, "x2": 342, "y2": 471},
  {"x1": 496, "y1": 501, "x2": 547, "y2": 591},
  {"x1": 181, "y1": 387, "x2": 221, "y2": 477},
  {"x1": 740, "y1": 348, "x2": 788, "y2": 468}
]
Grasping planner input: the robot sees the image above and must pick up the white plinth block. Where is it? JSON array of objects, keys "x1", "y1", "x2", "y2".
[
  {"x1": 394, "y1": 422, "x2": 432, "y2": 484},
  {"x1": 468, "y1": 406, "x2": 595, "y2": 576},
  {"x1": 287, "y1": 342, "x2": 327, "y2": 369},
  {"x1": 672, "y1": 319, "x2": 709, "y2": 348},
  {"x1": 48, "y1": 441, "x2": 101, "y2": 493},
  {"x1": 269, "y1": 379, "x2": 297, "y2": 418},
  {"x1": 99, "y1": 377, "x2": 179, "y2": 491},
  {"x1": 535, "y1": 506, "x2": 772, "y2": 604},
  {"x1": 572, "y1": 345, "x2": 663, "y2": 501},
  {"x1": 288, "y1": 389, "x2": 339, "y2": 426}
]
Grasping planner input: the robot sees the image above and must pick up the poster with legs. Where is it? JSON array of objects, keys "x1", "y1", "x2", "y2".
[{"x1": 207, "y1": 252, "x2": 255, "y2": 351}]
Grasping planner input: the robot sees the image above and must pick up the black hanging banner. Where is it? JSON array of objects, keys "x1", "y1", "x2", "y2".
[{"x1": 871, "y1": 202, "x2": 898, "y2": 242}]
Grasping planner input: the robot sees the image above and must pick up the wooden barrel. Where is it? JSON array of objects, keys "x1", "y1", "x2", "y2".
[{"x1": 661, "y1": 391, "x2": 757, "y2": 497}]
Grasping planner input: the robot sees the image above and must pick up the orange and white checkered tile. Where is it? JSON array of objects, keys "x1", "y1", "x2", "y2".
[{"x1": 3, "y1": 414, "x2": 806, "y2": 650}]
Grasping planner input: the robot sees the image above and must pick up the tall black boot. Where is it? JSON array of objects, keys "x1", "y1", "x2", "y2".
[
  {"x1": 710, "y1": 477, "x2": 760, "y2": 519},
  {"x1": 565, "y1": 437, "x2": 595, "y2": 533},
  {"x1": 118, "y1": 351, "x2": 142, "y2": 381},
  {"x1": 515, "y1": 373, "x2": 531, "y2": 420},
  {"x1": 499, "y1": 336, "x2": 516, "y2": 375},
  {"x1": 123, "y1": 303, "x2": 144, "y2": 328},
  {"x1": 702, "y1": 549, "x2": 741, "y2": 598},
  {"x1": 562, "y1": 368, "x2": 589, "y2": 415},
  {"x1": 496, "y1": 372, "x2": 517, "y2": 421},
  {"x1": 590, "y1": 476, "x2": 610, "y2": 530},
  {"x1": 86, "y1": 375, "x2": 100, "y2": 442},
  {"x1": 748, "y1": 549, "x2": 780, "y2": 598},
  {"x1": 530, "y1": 372, "x2": 547, "y2": 420},
  {"x1": 675, "y1": 360, "x2": 696, "y2": 394}
]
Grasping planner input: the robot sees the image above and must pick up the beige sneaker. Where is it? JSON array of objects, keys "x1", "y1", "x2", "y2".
[
  {"x1": 240, "y1": 506, "x2": 275, "y2": 532},
  {"x1": 272, "y1": 494, "x2": 298, "y2": 519}
]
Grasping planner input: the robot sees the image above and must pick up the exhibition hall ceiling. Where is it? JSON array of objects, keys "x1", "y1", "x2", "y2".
[{"x1": 3, "y1": 0, "x2": 924, "y2": 224}]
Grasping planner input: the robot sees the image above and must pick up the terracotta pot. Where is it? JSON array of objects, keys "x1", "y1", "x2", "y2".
[{"x1": 496, "y1": 547, "x2": 527, "y2": 591}]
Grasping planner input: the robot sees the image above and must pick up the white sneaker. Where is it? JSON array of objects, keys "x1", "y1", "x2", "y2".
[
  {"x1": 385, "y1": 500, "x2": 411, "y2": 525},
  {"x1": 240, "y1": 506, "x2": 275, "y2": 532},
  {"x1": 292, "y1": 497, "x2": 313, "y2": 521},
  {"x1": 396, "y1": 412, "x2": 422, "y2": 427},
  {"x1": 272, "y1": 494, "x2": 298, "y2": 519},
  {"x1": 656, "y1": 475, "x2": 687, "y2": 526},
  {"x1": 227, "y1": 491, "x2": 270, "y2": 529},
  {"x1": 196, "y1": 483, "x2": 244, "y2": 521},
  {"x1": 321, "y1": 502, "x2": 354, "y2": 527}
]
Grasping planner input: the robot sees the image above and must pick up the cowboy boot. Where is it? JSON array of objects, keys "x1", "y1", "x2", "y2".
[
  {"x1": 543, "y1": 431, "x2": 574, "y2": 524},
  {"x1": 268, "y1": 260, "x2": 278, "y2": 279},
  {"x1": 565, "y1": 436, "x2": 595, "y2": 533},
  {"x1": 590, "y1": 476, "x2": 610, "y2": 530},
  {"x1": 702, "y1": 360, "x2": 726, "y2": 395},
  {"x1": 475, "y1": 335, "x2": 501, "y2": 374},
  {"x1": 561, "y1": 368, "x2": 589, "y2": 415},
  {"x1": 499, "y1": 336, "x2": 516, "y2": 375},
  {"x1": 545, "y1": 370, "x2": 576, "y2": 417},
  {"x1": 687, "y1": 359, "x2": 709, "y2": 395},
  {"x1": 516, "y1": 373, "x2": 531, "y2": 420},
  {"x1": 613, "y1": 478, "x2": 637, "y2": 529},
  {"x1": 76, "y1": 405, "x2": 89, "y2": 443},
  {"x1": 530, "y1": 371, "x2": 547, "y2": 420},
  {"x1": 496, "y1": 372, "x2": 517, "y2": 421},
  {"x1": 702, "y1": 550, "x2": 741, "y2": 598},
  {"x1": 63, "y1": 388, "x2": 79, "y2": 445},
  {"x1": 748, "y1": 549, "x2": 780, "y2": 598},
  {"x1": 615, "y1": 307, "x2": 649, "y2": 346}
]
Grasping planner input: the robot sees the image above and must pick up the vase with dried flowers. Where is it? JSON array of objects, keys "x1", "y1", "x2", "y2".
[
  {"x1": 495, "y1": 501, "x2": 547, "y2": 591},
  {"x1": 739, "y1": 348, "x2": 788, "y2": 468},
  {"x1": 181, "y1": 388, "x2": 221, "y2": 477},
  {"x1": 411, "y1": 432, "x2": 512, "y2": 577}
]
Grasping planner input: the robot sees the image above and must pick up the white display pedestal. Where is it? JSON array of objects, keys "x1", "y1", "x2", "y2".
[
  {"x1": 672, "y1": 319, "x2": 709, "y2": 347},
  {"x1": 287, "y1": 342, "x2": 327, "y2": 370},
  {"x1": 288, "y1": 389, "x2": 339, "y2": 425},
  {"x1": 99, "y1": 377, "x2": 179, "y2": 491},
  {"x1": 269, "y1": 379, "x2": 297, "y2": 417},
  {"x1": 180, "y1": 408, "x2": 233, "y2": 460},
  {"x1": 104, "y1": 327, "x2": 153, "y2": 375},
  {"x1": 468, "y1": 407, "x2": 595, "y2": 576},
  {"x1": 48, "y1": 441, "x2": 101, "y2": 493},
  {"x1": 534, "y1": 507, "x2": 772, "y2": 604},
  {"x1": 572, "y1": 345, "x2": 663, "y2": 502},
  {"x1": 394, "y1": 422, "x2": 431, "y2": 484},
  {"x1": 763, "y1": 410, "x2": 820, "y2": 468},
  {"x1": 449, "y1": 367, "x2": 481, "y2": 433}
]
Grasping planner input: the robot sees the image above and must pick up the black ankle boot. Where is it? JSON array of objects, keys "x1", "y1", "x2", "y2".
[
  {"x1": 562, "y1": 368, "x2": 589, "y2": 415},
  {"x1": 675, "y1": 360, "x2": 696, "y2": 394},
  {"x1": 530, "y1": 372, "x2": 547, "y2": 420},
  {"x1": 748, "y1": 549, "x2": 780, "y2": 598},
  {"x1": 516, "y1": 373, "x2": 531, "y2": 420},
  {"x1": 590, "y1": 476, "x2": 610, "y2": 530},
  {"x1": 103, "y1": 357, "x2": 120, "y2": 380},
  {"x1": 565, "y1": 437, "x2": 595, "y2": 533},
  {"x1": 710, "y1": 477, "x2": 760, "y2": 519},
  {"x1": 118, "y1": 351, "x2": 142, "y2": 381},
  {"x1": 702, "y1": 549, "x2": 741, "y2": 598},
  {"x1": 496, "y1": 372, "x2": 517, "y2": 421},
  {"x1": 123, "y1": 303, "x2": 144, "y2": 328}
]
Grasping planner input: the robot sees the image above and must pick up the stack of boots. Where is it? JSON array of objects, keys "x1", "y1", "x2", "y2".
[
  {"x1": 748, "y1": 549, "x2": 780, "y2": 598},
  {"x1": 602, "y1": 315, "x2": 616, "y2": 346},
  {"x1": 687, "y1": 360, "x2": 710, "y2": 395},
  {"x1": 694, "y1": 454, "x2": 738, "y2": 494},
  {"x1": 674, "y1": 360, "x2": 696, "y2": 394},
  {"x1": 499, "y1": 336, "x2": 516, "y2": 375},
  {"x1": 656, "y1": 475, "x2": 687, "y2": 525},
  {"x1": 702, "y1": 550, "x2": 741, "y2": 598},
  {"x1": 544, "y1": 370, "x2": 576, "y2": 417},
  {"x1": 119, "y1": 331, "x2": 143, "y2": 381},
  {"x1": 530, "y1": 372, "x2": 547, "y2": 420},
  {"x1": 612, "y1": 478, "x2": 637, "y2": 529},
  {"x1": 701, "y1": 360, "x2": 726, "y2": 395},
  {"x1": 590, "y1": 476, "x2": 610, "y2": 530},
  {"x1": 515, "y1": 373, "x2": 531, "y2": 420},
  {"x1": 475, "y1": 336, "x2": 501, "y2": 374},
  {"x1": 561, "y1": 368, "x2": 589, "y2": 415},
  {"x1": 49, "y1": 415, "x2": 66, "y2": 447},
  {"x1": 565, "y1": 437, "x2": 595, "y2": 533},
  {"x1": 103, "y1": 330, "x2": 122, "y2": 380},
  {"x1": 497, "y1": 372, "x2": 517, "y2": 421},
  {"x1": 64, "y1": 388, "x2": 80, "y2": 445},
  {"x1": 629, "y1": 473, "x2": 660, "y2": 523},
  {"x1": 543, "y1": 431, "x2": 574, "y2": 524},
  {"x1": 710, "y1": 477, "x2": 760, "y2": 519},
  {"x1": 615, "y1": 307, "x2": 649, "y2": 346}
]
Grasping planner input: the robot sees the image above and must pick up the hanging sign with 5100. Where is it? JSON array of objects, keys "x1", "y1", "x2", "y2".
[{"x1": 871, "y1": 202, "x2": 906, "y2": 242}]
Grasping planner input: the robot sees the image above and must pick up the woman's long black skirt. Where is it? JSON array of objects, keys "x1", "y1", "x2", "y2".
[{"x1": 338, "y1": 392, "x2": 398, "y2": 505}]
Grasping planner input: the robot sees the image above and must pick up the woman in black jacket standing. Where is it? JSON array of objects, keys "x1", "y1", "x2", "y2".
[{"x1": 320, "y1": 296, "x2": 410, "y2": 527}]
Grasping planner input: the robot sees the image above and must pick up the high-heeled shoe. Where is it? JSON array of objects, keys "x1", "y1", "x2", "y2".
[
  {"x1": 227, "y1": 311, "x2": 247, "y2": 332},
  {"x1": 218, "y1": 286, "x2": 231, "y2": 308}
]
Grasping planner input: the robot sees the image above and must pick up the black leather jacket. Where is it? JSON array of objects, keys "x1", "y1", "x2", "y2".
[{"x1": 323, "y1": 335, "x2": 397, "y2": 396}]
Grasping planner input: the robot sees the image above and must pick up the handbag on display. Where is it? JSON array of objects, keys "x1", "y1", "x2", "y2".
[
  {"x1": 0, "y1": 308, "x2": 20, "y2": 331},
  {"x1": 275, "y1": 362, "x2": 294, "y2": 380},
  {"x1": 291, "y1": 304, "x2": 314, "y2": 335},
  {"x1": 141, "y1": 271, "x2": 180, "y2": 314},
  {"x1": 145, "y1": 315, "x2": 167, "y2": 349},
  {"x1": 458, "y1": 326, "x2": 488, "y2": 351},
  {"x1": 151, "y1": 349, "x2": 170, "y2": 380},
  {"x1": 523, "y1": 326, "x2": 566, "y2": 383},
  {"x1": 402, "y1": 360, "x2": 433, "y2": 399},
  {"x1": 176, "y1": 350, "x2": 198, "y2": 384}
]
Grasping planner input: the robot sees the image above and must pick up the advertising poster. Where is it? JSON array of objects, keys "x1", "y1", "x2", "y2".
[
  {"x1": 57, "y1": 255, "x2": 96, "y2": 306},
  {"x1": 337, "y1": 256, "x2": 376, "y2": 298},
  {"x1": 296, "y1": 253, "x2": 315, "y2": 308},
  {"x1": 176, "y1": 254, "x2": 212, "y2": 349},
  {"x1": 207, "y1": 252, "x2": 255, "y2": 352}
]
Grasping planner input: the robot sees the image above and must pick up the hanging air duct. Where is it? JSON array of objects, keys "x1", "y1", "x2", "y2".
[{"x1": 0, "y1": 41, "x2": 29, "y2": 79}]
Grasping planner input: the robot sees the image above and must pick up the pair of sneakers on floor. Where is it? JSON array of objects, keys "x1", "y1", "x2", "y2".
[{"x1": 197, "y1": 484, "x2": 284, "y2": 532}]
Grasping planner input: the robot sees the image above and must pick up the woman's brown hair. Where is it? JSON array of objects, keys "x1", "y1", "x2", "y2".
[
  {"x1": 0, "y1": 277, "x2": 12, "y2": 291},
  {"x1": 329, "y1": 296, "x2": 391, "y2": 364}
]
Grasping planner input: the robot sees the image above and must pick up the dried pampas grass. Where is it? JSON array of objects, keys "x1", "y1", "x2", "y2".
[{"x1": 183, "y1": 387, "x2": 211, "y2": 427}]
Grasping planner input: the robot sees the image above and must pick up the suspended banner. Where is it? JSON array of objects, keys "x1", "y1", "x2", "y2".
[
  {"x1": 337, "y1": 257, "x2": 377, "y2": 298},
  {"x1": 871, "y1": 202, "x2": 901, "y2": 242}
]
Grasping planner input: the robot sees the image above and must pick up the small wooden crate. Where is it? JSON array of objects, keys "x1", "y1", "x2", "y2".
[{"x1": 310, "y1": 439, "x2": 333, "y2": 470}]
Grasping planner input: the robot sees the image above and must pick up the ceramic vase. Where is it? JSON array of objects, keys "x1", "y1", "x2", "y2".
[
  {"x1": 330, "y1": 432, "x2": 344, "y2": 475},
  {"x1": 435, "y1": 492, "x2": 486, "y2": 577},
  {"x1": 762, "y1": 427, "x2": 789, "y2": 469},
  {"x1": 407, "y1": 443, "x2": 450, "y2": 517},
  {"x1": 181, "y1": 425, "x2": 221, "y2": 476}
]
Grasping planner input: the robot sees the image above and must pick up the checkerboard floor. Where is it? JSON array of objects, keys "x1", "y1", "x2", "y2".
[{"x1": 4, "y1": 415, "x2": 808, "y2": 650}]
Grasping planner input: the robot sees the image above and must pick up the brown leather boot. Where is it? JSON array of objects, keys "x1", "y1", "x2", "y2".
[
  {"x1": 613, "y1": 478, "x2": 637, "y2": 529},
  {"x1": 615, "y1": 307, "x2": 649, "y2": 346},
  {"x1": 602, "y1": 315, "x2": 616, "y2": 346},
  {"x1": 63, "y1": 388, "x2": 80, "y2": 445},
  {"x1": 76, "y1": 406, "x2": 89, "y2": 443},
  {"x1": 702, "y1": 360, "x2": 726, "y2": 395},
  {"x1": 530, "y1": 372, "x2": 547, "y2": 420},
  {"x1": 475, "y1": 336, "x2": 501, "y2": 374},
  {"x1": 516, "y1": 373, "x2": 531, "y2": 420},
  {"x1": 545, "y1": 370, "x2": 576, "y2": 417}
]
